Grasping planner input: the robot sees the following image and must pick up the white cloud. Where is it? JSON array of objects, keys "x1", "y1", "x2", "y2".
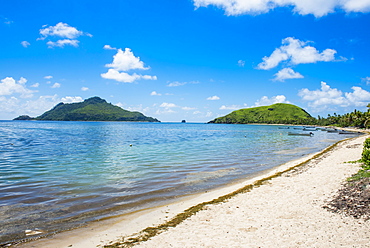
[
  {"x1": 193, "y1": 0, "x2": 370, "y2": 17},
  {"x1": 39, "y1": 22, "x2": 83, "y2": 39},
  {"x1": 167, "y1": 81, "x2": 187, "y2": 87},
  {"x1": 182, "y1": 106, "x2": 197, "y2": 110},
  {"x1": 150, "y1": 91, "x2": 162, "y2": 96},
  {"x1": 44, "y1": 75, "x2": 53, "y2": 79},
  {"x1": 31, "y1": 83, "x2": 39, "y2": 88},
  {"x1": 105, "y1": 48, "x2": 149, "y2": 71},
  {"x1": 61, "y1": 96, "x2": 83, "y2": 103},
  {"x1": 101, "y1": 69, "x2": 157, "y2": 83},
  {"x1": 254, "y1": 95, "x2": 291, "y2": 107},
  {"x1": 21, "y1": 41, "x2": 30, "y2": 48},
  {"x1": 362, "y1": 76, "x2": 370, "y2": 85},
  {"x1": 205, "y1": 111, "x2": 213, "y2": 117},
  {"x1": 207, "y1": 95, "x2": 220, "y2": 100},
  {"x1": 273, "y1": 68, "x2": 304, "y2": 82},
  {"x1": 102, "y1": 48, "x2": 156, "y2": 83},
  {"x1": 0, "y1": 94, "x2": 87, "y2": 119},
  {"x1": 219, "y1": 105, "x2": 242, "y2": 110},
  {"x1": 51, "y1": 83, "x2": 61, "y2": 88},
  {"x1": 167, "y1": 81, "x2": 199, "y2": 87},
  {"x1": 298, "y1": 81, "x2": 370, "y2": 112},
  {"x1": 238, "y1": 60, "x2": 245, "y2": 67},
  {"x1": 81, "y1": 87, "x2": 89, "y2": 91},
  {"x1": 18, "y1": 77, "x2": 27, "y2": 84},
  {"x1": 103, "y1": 45, "x2": 116, "y2": 50},
  {"x1": 47, "y1": 39, "x2": 79, "y2": 48},
  {"x1": 0, "y1": 77, "x2": 35, "y2": 98},
  {"x1": 345, "y1": 86, "x2": 370, "y2": 106},
  {"x1": 160, "y1": 102, "x2": 178, "y2": 108},
  {"x1": 39, "y1": 22, "x2": 91, "y2": 48},
  {"x1": 258, "y1": 37, "x2": 340, "y2": 70}
]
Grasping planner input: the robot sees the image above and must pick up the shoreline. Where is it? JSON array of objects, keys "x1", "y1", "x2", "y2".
[{"x1": 16, "y1": 132, "x2": 369, "y2": 247}]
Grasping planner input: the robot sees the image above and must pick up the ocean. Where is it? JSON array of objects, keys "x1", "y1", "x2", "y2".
[{"x1": 0, "y1": 121, "x2": 355, "y2": 245}]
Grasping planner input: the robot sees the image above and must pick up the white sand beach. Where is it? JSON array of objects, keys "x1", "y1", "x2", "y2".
[{"x1": 20, "y1": 134, "x2": 370, "y2": 248}]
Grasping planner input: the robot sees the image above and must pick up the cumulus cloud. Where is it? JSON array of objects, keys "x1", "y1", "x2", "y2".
[
  {"x1": 101, "y1": 69, "x2": 157, "y2": 83},
  {"x1": 0, "y1": 94, "x2": 86, "y2": 120},
  {"x1": 219, "y1": 105, "x2": 243, "y2": 110},
  {"x1": 103, "y1": 45, "x2": 116, "y2": 50},
  {"x1": 258, "y1": 37, "x2": 341, "y2": 70},
  {"x1": 21, "y1": 41, "x2": 30, "y2": 48},
  {"x1": 81, "y1": 87, "x2": 89, "y2": 91},
  {"x1": 47, "y1": 39, "x2": 79, "y2": 48},
  {"x1": 44, "y1": 75, "x2": 53, "y2": 79},
  {"x1": 298, "y1": 81, "x2": 370, "y2": 112},
  {"x1": 51, "y1": 83, "x2": 61, "y2": 88},
  {"x1": 105, "y1": 48, "x2": 149, "y2": 71},
  {"x1": 362, "y1": 76, "x2": 370, "y2": 85},
  {"x1": 160, "y1": 102, "x2": 178, "y2": 108},
  {"x1": 101, "y1": 48, "x2": 157, "y2": 83},
  {"x1": 193, "y1": 0, "x2": 370, "y2": 17},
  {"x1": 182, "y1": 106, "x2": 197, "y2": 111},
  {"x1": 39, "y1": 22, "x2": 91, "y2": 48},
  {"x1": 61, "y1": 96, "x2": 83, "y2": 103},
  {"x1": 39, "y1": 22, "x2": 84, "y2": 39},
  {"x1": 150, "y1": 91, "x2": 162, "y2": 96},
  {"x1": 167, "y1": 81, "x2": 199, "y2": 87},
  {"x1": 207, "y1": 95, "x2": 220, "y2": 100},
  {"x1": 0, "y1": 77, "x2": 35, "y2": 98},
  {"x1": 31, "y1": 83, "x2": 39, "y2": 88},
  {"x1": 273, "y1": 68, "x2": 304, "y2": 82},
  {"x1": 254, "y1": 95, "x2": 291, "y2": 107},
  {"x1": 238, "y1": 60, "x2": 245, "y2": 67}
]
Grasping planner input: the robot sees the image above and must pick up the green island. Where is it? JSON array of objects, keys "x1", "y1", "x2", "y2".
[
  {"x1": 209, "y1": 103, "x2": 312, "y2": 125},
  {"x1": 13, "y1": 97, "x2": 160, "y2": 122},
  {"x1": 209, "y1": 103, "x2": 370, "y2": 128}
]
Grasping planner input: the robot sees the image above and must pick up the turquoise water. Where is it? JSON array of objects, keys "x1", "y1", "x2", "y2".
[{"x1": 0, "y1": 121, "x2": 354, "y2": 244}]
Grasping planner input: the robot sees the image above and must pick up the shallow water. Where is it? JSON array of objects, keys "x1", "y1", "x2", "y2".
[{"x1": 0, "y1": 121, "x2": 355, "y2": 244}]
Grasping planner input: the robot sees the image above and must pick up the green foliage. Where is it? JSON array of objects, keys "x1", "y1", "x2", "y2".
[
  {"x1": 34, "y1": 97, "x2": 160, "y2": 122},
  {"x1": 209, "y1": 103, "x2": 313, "y2": 124},
  {"x1": 349, "y1": 137, "x2": 370, "y2": 181},
  {"x1": 13, "y1": 115, "x2": 34, "y2": 120},
  {"x1": 209, "y1": 102, "x2": 370, "y2": 128}
]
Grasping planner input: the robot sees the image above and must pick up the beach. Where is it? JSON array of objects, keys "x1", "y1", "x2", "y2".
[{"x1": 17, "y1": 133, "x2": 370, "y2": 248}]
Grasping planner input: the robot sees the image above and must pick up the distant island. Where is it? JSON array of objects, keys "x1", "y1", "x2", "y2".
[
  {"x1": 208, "y1": 103, "x2": 313, "y2": 125},
  {"x1": 14, "y1": 97, "x2": 160, "y2": 122}
]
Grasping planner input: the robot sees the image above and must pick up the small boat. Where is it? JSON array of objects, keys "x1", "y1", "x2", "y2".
[
  {"x1": 338, "y1": 130, "x2": 357, "y2": 135},
  {"x1": 288, "y1": 132, "x2": 314, "y2": 136},
  {"x1": 326, "y1": 128, "x2": 338, "y2": 133},
  {"x1": 303, "y1": 127, "x2": 317, "y2": 131},
  {"x1": 278, "y1": 126, "x2": 290, "y2": 129}
]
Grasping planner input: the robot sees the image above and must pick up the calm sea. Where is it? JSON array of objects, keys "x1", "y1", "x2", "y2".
[{"x1": 0, "y1": 121, "x2": 355, "y2": 244}]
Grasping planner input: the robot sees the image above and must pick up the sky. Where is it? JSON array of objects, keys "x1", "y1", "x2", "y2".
[{"x1": 1, "y1": 0, "x2": 370, "y2": 122}]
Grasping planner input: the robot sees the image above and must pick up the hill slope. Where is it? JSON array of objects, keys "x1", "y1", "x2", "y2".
[
  {"x1": 209, "y1": 103, "x2": 312, "y2": 124},
  {"x1": 14, "y1": 97, "x2": 160, "y2": 122}
]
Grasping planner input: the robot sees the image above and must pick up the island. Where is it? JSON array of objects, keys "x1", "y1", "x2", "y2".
[
  {"x1": 13, "y1": 97, "x2": 160, "y2": 122},
  {"x1": 208, "y1": 103, "x2": 313, "y2": 125}
]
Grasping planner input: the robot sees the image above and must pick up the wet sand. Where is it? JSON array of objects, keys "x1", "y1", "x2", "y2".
[{"x1": 18, "y1": 133, "x2": 370, "y2": 248}]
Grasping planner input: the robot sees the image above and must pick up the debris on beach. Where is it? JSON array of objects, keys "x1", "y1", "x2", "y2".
[
  {"x1": 25, "y1": 229, "x2": 44, "y2": 236},
  {"x1": 323, "y1": 177, "x2": 370, "y2": 220}
]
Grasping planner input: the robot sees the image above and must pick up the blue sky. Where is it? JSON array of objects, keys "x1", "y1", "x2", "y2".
[{"x1": 1, "y1": 0, "x2": 370, "y2": 122}]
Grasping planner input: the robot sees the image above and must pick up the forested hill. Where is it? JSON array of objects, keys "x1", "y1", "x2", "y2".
[
  {"x1": 14, "y1": 97, "x2": 160, "y2": 122},
  {"x1": 209, "y1": 103, "x2": 313, "y2": 124}
]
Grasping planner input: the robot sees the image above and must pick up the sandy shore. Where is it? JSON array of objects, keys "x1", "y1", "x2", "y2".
[{"x1": 19, "y1": 134, "x2": 370, "y2": 248}]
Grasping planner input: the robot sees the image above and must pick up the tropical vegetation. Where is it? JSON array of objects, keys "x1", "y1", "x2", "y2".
[{"x1": 209, "y1": 103, "x2": 370, "y2": 128}]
